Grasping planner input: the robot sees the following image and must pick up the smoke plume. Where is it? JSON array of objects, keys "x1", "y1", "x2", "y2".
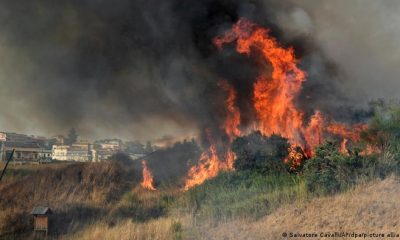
[{"x1": 0, "y1": 0, "x2": 398, "y2": 141}]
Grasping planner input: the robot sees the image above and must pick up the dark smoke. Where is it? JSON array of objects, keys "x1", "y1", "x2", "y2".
[{"x1": 0, "y1": 0, "x2": 397, "y2": 141}]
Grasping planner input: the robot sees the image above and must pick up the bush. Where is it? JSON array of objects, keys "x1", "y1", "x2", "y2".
[
  {"x1": 303, "y1": 142, "x2": 384, "y2": 195},
  {"x1": 361, "y1": 100, "x2": 400, "y2": 165},
  {"x1": 170, "y1": 221, "x2": 183, "y2": 240},
  {"x1": 231, "y1": 131, "x2": 290, "y2": 174}
]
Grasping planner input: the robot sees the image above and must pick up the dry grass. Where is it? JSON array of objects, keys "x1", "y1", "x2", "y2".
[
  {"x1": 63, "y1": 217, "x2": 188, "y2": 240},
  {"x1": 202, "y1": 175, "x2": 400, "y2": 240},
  {"x1": 0, "y1": 162, "x2": 137, "y2": 237},
  {"x1": 63, "y1": 176, "x2": 400, "y2": 240},
  {"x1": 3, "y1": 161, "x2": 400, "y2": 240}
]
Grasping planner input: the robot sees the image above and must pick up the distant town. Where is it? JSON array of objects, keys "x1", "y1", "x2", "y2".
[{"x1": 0, "y1": 129, "x2": 155, "y2": 164}]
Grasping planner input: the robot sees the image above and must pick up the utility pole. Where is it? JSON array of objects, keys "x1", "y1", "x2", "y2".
[{"x1": 0, "y1": 149, "x2": 15, "y2": 181}]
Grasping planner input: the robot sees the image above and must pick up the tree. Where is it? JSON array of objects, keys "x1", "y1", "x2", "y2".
[
  {"x1": 145, "y1": 141, "x2": 153, "y2": 154},
  {"x1": 66, "y1": 128, "x2": 78, "y2": 145},
  {"x1": 125, "y1": 141, "x2": 145, "y2": 154},
  {"x1": 231, "y1": 131, "x2": 290, "y2": 174}
]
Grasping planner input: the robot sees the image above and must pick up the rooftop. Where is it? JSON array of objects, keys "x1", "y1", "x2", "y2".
[
  {"x1": 31, "y1": 206, "x2": 52, "y2": 215},
  {"x1": 4, "y1": 141, "x2": 41, "y2": 149}
]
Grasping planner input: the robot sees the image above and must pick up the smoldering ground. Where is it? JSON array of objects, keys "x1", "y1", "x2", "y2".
[{"x1": 0, "y1": 0, "x2": 399, "y2": 141}]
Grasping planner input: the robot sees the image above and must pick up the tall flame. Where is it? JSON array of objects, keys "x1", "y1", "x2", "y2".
[
  {"x1": 218, "y1": 79, "x2": 241, "y2": 142},
  {"x1": 184, "y1": 141, "x2": 221, "y2": 191},
  {"x1": 141, "y1": 160, "x2": 156, "y2": 191},
  {"x1": 302, "y1": 111, "x2": 325, "y2": 157},
  {"x1": 215, "y1": 18, "x2": 309, "y2": 152},
  {"x1": 183, "y1": 81, "x2": 241, "y2": 190},
  {"x1": 219, "y1": 79, "x2": 241, "y2": 170},
  {"x1": 184, "y1": 18, "x2": 368, "y2": 190}
]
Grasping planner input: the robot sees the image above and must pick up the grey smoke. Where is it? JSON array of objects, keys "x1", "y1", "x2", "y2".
[{"x1": 0, "y1": 0, "x2": 398, "y2": 142}]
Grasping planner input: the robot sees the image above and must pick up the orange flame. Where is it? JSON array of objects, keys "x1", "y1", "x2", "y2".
[
  {"x1": 285, "y1": 145, "x2": 304, "y2": 170},
  {"x1": 218, "y1": 79, "x2": 241, "y2": 142},
  {"x1": 302, "y1": 111, "x2": 325, "y2": 157},
  {"x1": 141, "y1": 160, "x2": 156, "y2": 191},
  {"x1": 184, "y1": 142, "x2": 221, "y2": 191},
  {"x1": 215, "y1": 19, "x2": 305, "y2": 144},
  {"x1": 184, "y1": 18, "x2": 369, "y2": 190},
  {"x1": 214, "y1": 18, "x2": 366, "y2": 159},
  {"x1": 340, "y1": 138, "x2": 349, "y2": 155},
  {"x1": 215, "y1": 18, "x2": 307, "y2": 153},
  {"x1": 224, "y1": 149, "x2": 236, "y2": 170},
  {"x1": 327, "y1": 122, "x2": 367, "y2": 142},
  {"x1": 183, "y1": 79, "x2": 242, "y2": 190}
]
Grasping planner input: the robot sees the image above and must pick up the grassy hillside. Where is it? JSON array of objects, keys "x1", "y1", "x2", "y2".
[
  {"x1": 1, "y1": 159, "x2": 399, "y2": 239},
  {"x1": 60, "y1": 175, "x2": 400, "y2": 240},
  {"x1": 204, "y1": 176, "x2": 400, "y2": 240},
  {"x1": 0, "y1": 161, "x2": 139, "y2": 239},
  {"x1": 2, "y1": 102, "x2": 400, "y2": 239}
]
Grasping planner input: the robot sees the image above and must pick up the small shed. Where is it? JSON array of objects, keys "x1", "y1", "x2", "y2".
[{"x1": 31, "y1": 206, "x2": 52, "y2": 235}]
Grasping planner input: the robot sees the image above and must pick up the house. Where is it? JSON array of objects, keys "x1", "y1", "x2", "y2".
[
  {"x1": 95, "y1": 139, "x2": 123, "y2": 151},
  {"x1": 92, "y1": 149, "x2": 115, "y2": 162},
  {"x1": 92, "y1": 139, "x2": 123, "y2": 162},
  {"x1": 67, "y1": 143, "x2": 92, "y2": 162},
  {"x1": 52, "y1": 145, "x2": 69, "y2": 161},
  {"x1": 39, "y1": 149, "x2": 52, "y2": 161},
  {"x1": 52, "y1": 142, "x2": 92, "y2": 162},
  {"x1": 1, "y1": 141, "x2": 42, "y2": 163},
  {"x1": 0, "y1": 132, "x2": 55, "y2": 163}
]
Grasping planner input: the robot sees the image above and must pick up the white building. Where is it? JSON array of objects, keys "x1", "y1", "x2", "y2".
[
  {"x1": 67, "y1": 145, "x2": 91, "y2": 162},
  {"x1": 52, "y1": 145, "x2": 69, "y2": 161},
  {"x1": 52, "y1": 143, "x2": 92, "y2": 162}
]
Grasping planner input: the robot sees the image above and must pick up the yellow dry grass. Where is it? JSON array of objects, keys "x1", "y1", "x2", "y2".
[
  {"x1": 65, "y1": 176, "x2": 400, "y2": 240},
  {"x1": 202, "y1": 175, "x2": 400, "y2": 240},
  {"x1": 63, "y1": 217, "x2": 189, "y2": 240}
]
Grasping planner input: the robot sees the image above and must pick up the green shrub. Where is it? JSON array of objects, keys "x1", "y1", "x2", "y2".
[
  {"x1": 231, "y1": 131, "x2": 290, "y2": 174},
  {"x1": 361, "y1": 100, "x2": 400, "y2": 165},
  {"x1": 170, "y1": 221, "x2": 183, "y2": 240},
  {"x1": 178, "y1": 171, "x2": 307, "y2": 222},
  {"x1": 303, "y1": 142, "x2": 383, "y2": 195}
]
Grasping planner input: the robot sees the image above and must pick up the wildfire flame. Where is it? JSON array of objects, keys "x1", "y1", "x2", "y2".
[
  {"x1": 340, "y1": 138, "x2": 349, "y2": 155},
  {"x1": 218, "y1": 79, "x2": 241, "y2": 142},
  {"x1": 184, "y1": 129, "x2": 237, "y2": 191},
  {"x1": 302, "y1": 111, "x2": 325, "y2": 157},
  {"x1": 141, "y1": 160, "x2": 156, "y2": 191},
  {"x1": 183, "y1": 142, "x2": 221, "y2": 191},
  {"x1": 215, "y1": 19, "x2": 306, "y2": 145},
  {"x1": 215, "y1": 18, "x2": 317, "y2": 160},
  {"x1": 184, "y1": 18, "x2": 368, "y2": 190}
]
